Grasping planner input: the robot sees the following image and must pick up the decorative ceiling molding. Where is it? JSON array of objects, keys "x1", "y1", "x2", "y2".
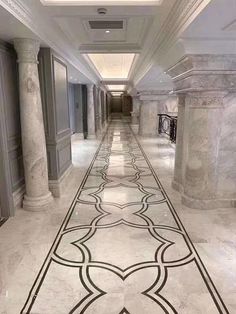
[
  {"x1": 86, "y1": 53, "x2": 136, "y2": 79},
  {"x1": 132, "y1": 0, "x2": 212, "y2": 86},
  {"x1": 0, "y1": 0, "x2": 99, "y2": 84},
  {"x1": 40, "y1": 0, "x2": 163, "y2": 6},
  {"x1": 102, "y1": 79, "x2": 130, "y2": 85},
  {"x1": 79, "y1": 43, "x2": 141, "y2": 53}
]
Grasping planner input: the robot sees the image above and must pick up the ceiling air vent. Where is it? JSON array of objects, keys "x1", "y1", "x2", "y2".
[{"x1": 88, "y1": 20, "x2": 124, "y2": 30}]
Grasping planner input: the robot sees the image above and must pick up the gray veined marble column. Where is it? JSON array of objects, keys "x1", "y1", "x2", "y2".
[
  {"x1": 139, "y1": 100, "x2": 158, "y2": 136},
  {"x1": 167, "y1": 54, "x2": 236, "y2": 209},
  {"x1": 172, "y1": 94, "x2": 185, "y2": 192},
  {"x1": 97, "y1": 89, "x2": 102, "y2": 135},
  {"x1": 103, "y1": 91, "x2": 108, "y2": 130},
  {"x1": 138, "y1": 91, "x2": 168, "y2": 137},
  {"x1": 131, "y1": 96, "x2": 140, "y2": 125},
  {"x1": 14, "y1": 38, "x2": 53, "y2": 211},
  {"x1": 87, "y1": 84, "x2": 96, "y2": 139}
]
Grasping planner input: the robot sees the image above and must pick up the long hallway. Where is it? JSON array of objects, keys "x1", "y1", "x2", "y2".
[{"x1": 17, "y1": 119, "x2": 228, "y2": 313}]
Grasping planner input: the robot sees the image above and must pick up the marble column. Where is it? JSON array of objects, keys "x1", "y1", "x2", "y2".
[
  {"x1": 172, "y1": 94, "x2": 185, "y2": 191},
  {"x1": 97, "y1": 89, "x2": 103, "y2": 134},
  {"x1": 103, "y1": 91, "x2": 108, "y2": 130},
  {"x1": 138, "y1": 91, "x2": 168, "y2": 137},
  {"x1": 14, "y1": 38, "x2": 53, "y2": 211},
  {"x1": 167, "y1": 54, "x2": 236, "y2": 209},
  {"x1": 87, "y1": 84, "x2": 96, "y2": 139},
  {"x1": 139, "y1": 101, "x2": 158, "y2": 136},
  {"x1": 131, "y1": 96, "x2": 140, "y2": 125}
]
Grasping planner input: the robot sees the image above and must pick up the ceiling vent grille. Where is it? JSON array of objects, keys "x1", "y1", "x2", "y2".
[{"x1": 88, "y1": 20, "x2": 123, "y2": 30}]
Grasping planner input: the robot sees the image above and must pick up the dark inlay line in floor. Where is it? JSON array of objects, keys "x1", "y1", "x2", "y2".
[
  {"x1": 0, "y1": 218, "x2": 8, "y2": 228},
  {"x1": 21, "y1": 119, "x2": 229, "y2": 314}
]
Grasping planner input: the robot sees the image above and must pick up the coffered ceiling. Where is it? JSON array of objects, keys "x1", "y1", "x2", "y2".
[
  {"x1": 45, "y1": 6, "x2": 155, "y2": 53},
  {"x1": 107, "y1": 85, "x2": 126, "y2": 91},
  {"x1": 87, "y1": 53, "x2": 136, "y2": 79},
  {"x1": 0, "y1": 0, "x2": 219, "y2": 90}
]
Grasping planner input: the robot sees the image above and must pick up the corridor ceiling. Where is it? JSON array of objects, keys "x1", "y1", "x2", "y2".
[{"x1": 1, "y1": 0, "x2": 236, "y2": 93}]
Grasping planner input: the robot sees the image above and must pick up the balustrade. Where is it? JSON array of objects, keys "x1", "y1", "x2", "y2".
[{"x1": 158, "y1": 114, "x2": 177, "y2": 143}]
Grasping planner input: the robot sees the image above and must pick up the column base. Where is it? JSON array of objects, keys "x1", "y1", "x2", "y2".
[
  {"x1": 172, "y1": 180, "x2": 183, "y2": 192},
  {"x1": 182, "y1": 193, "x2": 236, "y2": 210},
  {"x1": 23, "y1": 191, "x2": 53, "y2": 212}
]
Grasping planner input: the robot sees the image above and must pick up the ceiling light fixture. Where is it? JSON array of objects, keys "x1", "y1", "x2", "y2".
[
  {"x1": 87, "y1": 53, "x2": 136, "y2": 79},
  {"x1": 107, "y1": 85, "x2": 125, "y2": 91},
  {"x1": 105, "y1": 30, "x2": 110, "y2": 33}
]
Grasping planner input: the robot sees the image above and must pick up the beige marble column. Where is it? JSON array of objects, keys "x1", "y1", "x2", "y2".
[
  {"x1": 131, "y1": 96, "x2": 140, "y2": 125},
  {"x1": 103, "y1": 91, "x2": 108, "y2": 130},
  {"x1": 139, "y1": 100, "x2": 158, "y2": 136},
  {"x1": 14, "y1": 38, "x2": 53, "y2": 211},
  {"x1": 138, "y1": 91, "x2": 168, "y2": 137},
  {"x1": 87, "y1": 84, "x2": 96, "y2": 139},
  {"x1": 172, "y1": 94, "x2": 185, "y2": 191},
  {"x1": 97, "y1": 89, "x2": 103, "y2": 135},
  {"x1": 168, "y1": 54, "x2": 236, "y2": 209}
]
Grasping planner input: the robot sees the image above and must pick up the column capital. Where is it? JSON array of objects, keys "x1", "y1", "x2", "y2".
[
  {"x1": 14, "y1": 38, "x2": 40, "y2": 64},
  {"x1": 167, "y1": 54, "x2": 236, "y2": 93},
  {"x1": 87, "y1": 84, "x2": 94, "y2": 92},
  {"x1": 139, "y1": 90, "x2": 170, "y2": 101}
]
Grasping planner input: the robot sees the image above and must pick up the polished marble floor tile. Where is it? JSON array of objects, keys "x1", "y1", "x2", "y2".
[{"x1": 17, "y1": 119, "x2": 229, "y2": 313}]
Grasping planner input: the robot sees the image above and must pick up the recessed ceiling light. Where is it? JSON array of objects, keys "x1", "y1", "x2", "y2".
[
  {"x1": 87, "y1": 53, "x2": 136, "y2": 79},
  {"x1": 107, "y1": 85, "x2": 125, "y2": 91},
  {"x1": 105, "y1": 30, "x2": 110, "y2": 34}
]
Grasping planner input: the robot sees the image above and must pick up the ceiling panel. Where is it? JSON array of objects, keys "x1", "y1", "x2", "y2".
[
  {"x1": 107, "y1": 85, "x2": 126, "y2": 90},
  {"x1": 111, "y1": 92, "x2": 124, "y2": 96},
  {"x1": 87, "y1": 53, "x2": 136, "y2": 79}
]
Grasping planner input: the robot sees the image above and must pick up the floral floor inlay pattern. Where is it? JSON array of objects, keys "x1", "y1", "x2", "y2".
[{"x1": 21, "y1": 119, "x2": 228, "y2": 314}]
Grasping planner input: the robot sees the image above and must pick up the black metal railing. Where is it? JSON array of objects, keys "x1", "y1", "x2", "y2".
[{"x1": 158, "y1": 114, "x2": 177, "y2": 143}]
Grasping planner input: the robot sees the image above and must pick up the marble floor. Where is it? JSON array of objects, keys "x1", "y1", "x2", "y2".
[{"x1": 0, "y1": 118, "x2": 235, "y2": 313}]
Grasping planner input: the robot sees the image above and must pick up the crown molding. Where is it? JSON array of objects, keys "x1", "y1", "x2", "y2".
[
  {"x1": 0, "y1": 0, "x2": 100, "y2": 84},
  {"x1": 40, "y1": 0, "x2": 163, "y2": 6},
  {"x1": 79, "y1": 43, "x2": 141, "y2": 54},
  {"x1": 131, "y1": 0, "x2": 212, "y2": 85}
]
